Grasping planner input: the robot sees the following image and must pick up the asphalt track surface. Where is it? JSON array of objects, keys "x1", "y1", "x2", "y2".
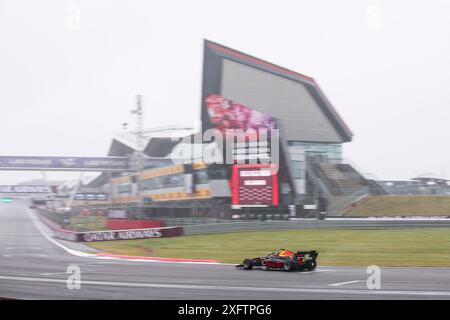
[{"x1": 1, "y1": 201, "x2": 450, "y2": 300}]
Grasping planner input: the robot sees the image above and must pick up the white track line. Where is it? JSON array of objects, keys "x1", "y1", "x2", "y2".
[
  {"x1": 1, "y1": 275, "x2": 450, "y2": 297},
  {"x1": 5, "y1": 247, "x2": 42, "y2": 250},
  {"x1": 26, "y1": 208, "x2": 94, "y2": 258},
  {"x1": 40, "y1": 272, "x2": 69, "y2": 276},
  {"x1": 329, "y1": 280, "x2": 364, "y2": 287}
]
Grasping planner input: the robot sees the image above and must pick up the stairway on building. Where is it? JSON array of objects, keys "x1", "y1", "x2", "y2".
[{"x1": 317, "y1": 162, "x2": 368, "y2": 196}]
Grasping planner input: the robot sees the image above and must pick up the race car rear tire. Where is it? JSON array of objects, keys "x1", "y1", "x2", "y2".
[
  {"x1": 283, "y1": 261, "x2": 293, "y2": 272},
  {"x1": 243, "y1": 259, "x2": 253, "y2": 270},
  {"x1": 306, "y1": 261, "x2": 317, "y2": 271}
]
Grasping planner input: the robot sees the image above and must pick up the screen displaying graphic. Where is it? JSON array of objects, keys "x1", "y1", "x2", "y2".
[
  {"x1": 232, "y1": 164, "x2": 278, "y2": 207},
  {"x1": 205, "y1": 94, "x2": 277, "y2": 135},
  {"x1": 205, "y1": 94, "x2": 278, "y2": 164}
]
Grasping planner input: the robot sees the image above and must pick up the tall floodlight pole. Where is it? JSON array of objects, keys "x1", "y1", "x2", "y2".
[
  {"x1": 66, "y1": 172, "x2": 84, "y2": 211},
  {"x1": 133, "y1": 94, "x2": 144, "y2": 152},
  {"x1": 131, "y1": 94, "x2": 144, "y2": 218}
]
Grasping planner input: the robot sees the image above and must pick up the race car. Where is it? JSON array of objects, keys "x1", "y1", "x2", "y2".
[{"x1": 236, "y1": 249, "x2": 318, "y2": 272}]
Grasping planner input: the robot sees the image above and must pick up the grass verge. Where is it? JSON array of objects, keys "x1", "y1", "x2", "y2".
[
  {"x1": 344, "y1": 195, "x2": 450, "y2": 216},
  {"x1": 85, "y1": 228, "x2": 450, "y2": 267}
]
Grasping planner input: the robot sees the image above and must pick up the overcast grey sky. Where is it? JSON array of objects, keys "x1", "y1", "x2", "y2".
[{"x1": 1, "y1": 0, "x2": 449, "y2": 184}]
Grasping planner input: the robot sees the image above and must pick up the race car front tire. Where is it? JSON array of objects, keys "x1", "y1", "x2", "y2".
[{"x1": 243, "y1": 259, "x2": 253, "y2": 270}]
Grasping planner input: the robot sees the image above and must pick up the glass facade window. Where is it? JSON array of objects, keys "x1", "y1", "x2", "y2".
[
  {"x1": 289, "y1": 141, "x2": 342, "y2": 163},
  {"x1": 139, "y1": 173, "x2": 184, "y2": 191},
  {"x1": 194, "y1": 169, "x2": 210, "y2": 184},
  {"x1": 117, "y1": 184, "x2": 132, "y2": 194},
  {"x1": 140, "y1": 177, "x2": 163, "y2": 190},
  {"x1": 291, "y1": 160, "x2": 303, "y2": 179}
]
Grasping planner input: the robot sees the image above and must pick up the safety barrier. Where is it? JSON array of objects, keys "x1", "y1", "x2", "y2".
[
  {"x1": 34, "y1": 209, "x2": 183, "y2": 242},
  {"x1": 106, "y1": 219, "x2": 164, "y2": 230},
  {"x1": 183, "y1": 219, "x2": 450, "y2": 235},
  {"x1": 35, "y1": 209, "x2": 450, "y2": 239}
]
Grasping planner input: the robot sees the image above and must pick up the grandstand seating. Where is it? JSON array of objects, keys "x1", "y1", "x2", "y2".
[
  {"x1": 314, "y1": 162, "x2": 368, "y2": 196},
  {"x1": 343, "y1": 195, "x2": 450, "y2": 216}
]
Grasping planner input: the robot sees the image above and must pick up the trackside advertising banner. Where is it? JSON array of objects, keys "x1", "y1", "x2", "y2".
[
  {"x1": 0, "y1": 156, "x2": 129, "y2": 171},
  {"x1": 0, "y1": 185, "x2": 54, "y2": 193},
  {"x1": 82, "y1": 229, "x2": 160, "y2": 242},
  {"x1": 79, "y1": 227, "x2": 184, "y2": 242}
]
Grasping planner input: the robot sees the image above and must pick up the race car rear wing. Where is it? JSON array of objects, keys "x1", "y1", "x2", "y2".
[{"x1": 296, "y1": 250, "x2": 318, "y2": 261}]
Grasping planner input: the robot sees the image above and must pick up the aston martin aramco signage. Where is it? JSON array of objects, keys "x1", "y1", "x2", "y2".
[
  {"x1": 0, "y1": 156, "x2": 129, "y2": 171},
  {"x1": 0, "y1": 156, "x2": 174, "y2": 171},
  {"x1": 0, "y1": 185, "x2": 55, "y2": 193}
]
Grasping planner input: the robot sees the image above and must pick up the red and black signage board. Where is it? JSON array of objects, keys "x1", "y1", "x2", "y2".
[{"x1": 231, "y1": 164, "x2": 279, "y2": 207}]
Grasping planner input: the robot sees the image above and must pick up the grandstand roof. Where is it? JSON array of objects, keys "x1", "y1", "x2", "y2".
[
  {"x1": 411, "y1": 173, "x2": 449, "y2": 182},
  {"x1": 87, "y1": 126, "x2": 194, "y2": 188},
  {"x1": 109, "y1": 125, "x2": 195, "y2": 157}
]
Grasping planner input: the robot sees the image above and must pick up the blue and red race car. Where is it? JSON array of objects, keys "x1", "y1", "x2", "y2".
[{"x1": 236, "y1": 249, "x2": 318, "y2": 272}]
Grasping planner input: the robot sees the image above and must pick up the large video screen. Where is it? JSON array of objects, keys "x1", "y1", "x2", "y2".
[
  {"x1": 205, "y1": 94, "x2": 276, "y2": 164},
  {"x1": 205, "y1": 93, "x2": 277, "y2": 134}
]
